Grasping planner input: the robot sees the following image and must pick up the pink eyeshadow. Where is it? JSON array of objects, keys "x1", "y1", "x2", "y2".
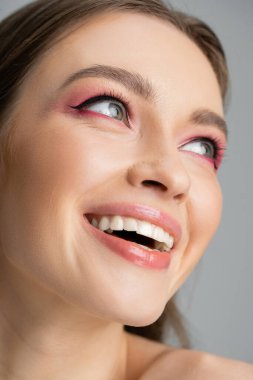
[{"x1": 53, "y1": 83, "x2": 109, "y2": 113}]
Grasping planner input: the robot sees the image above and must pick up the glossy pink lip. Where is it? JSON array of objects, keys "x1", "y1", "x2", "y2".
[{"x1": 83, "y1": 203, "x2": 182, "y2": 270}]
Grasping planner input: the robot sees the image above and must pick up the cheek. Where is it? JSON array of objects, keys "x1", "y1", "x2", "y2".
[
  {"x1": 169, "y1": 172, "x2": 222, "y2": 294},
  {"x1": 0, "y1": 118, "x2": 127, "y2": 268},
  {"x1": 182, "y1": 174, "x2": 222, "y2": 273},
  {"x1": 189, "y1": 176, "x2": 222, "y2": 241},
  {"x1": 0, "y1": 121, "x2": 126, "y2": 302},
  {"x1": 10, "y1": 123, "x2": 119, "y2": 204}
]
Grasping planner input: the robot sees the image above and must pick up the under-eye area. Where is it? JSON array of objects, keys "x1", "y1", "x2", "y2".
[{"x1": 85, "y1": 214, "x2": 174, "y2": 253}]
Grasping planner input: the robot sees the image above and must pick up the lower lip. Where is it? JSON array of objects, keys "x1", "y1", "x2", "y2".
[{"x1": 84, "y1": 218, "x2": 172, "y2": 270}]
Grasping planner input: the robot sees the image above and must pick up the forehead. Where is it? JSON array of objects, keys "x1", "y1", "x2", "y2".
[{"x1": 22, "y1": 11, "x2": 223, "y2": 115}]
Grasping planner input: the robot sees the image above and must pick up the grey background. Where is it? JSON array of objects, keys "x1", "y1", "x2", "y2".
[{"x1": 1, "y1": 0, "x2": 252, "y2": 364}]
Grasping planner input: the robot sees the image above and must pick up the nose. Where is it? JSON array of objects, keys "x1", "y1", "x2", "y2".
[{"x1": 126, "y1": 151, "x2": 191, "y2": 203}]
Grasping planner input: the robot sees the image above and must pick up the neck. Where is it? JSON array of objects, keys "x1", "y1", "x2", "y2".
[{"x1": 0, "y1": 258, "x2": 128, "y2": 380}]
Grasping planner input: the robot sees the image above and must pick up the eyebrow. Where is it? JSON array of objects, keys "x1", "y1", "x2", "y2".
[
  {"x1": 190, "y1": 109, "x2": 228, "y2": 139},
  {"x1": 59, "y1": 64, "x2": 228, "y2": 138},
  {"x1": 59, "y1": 64, "x2": 156, "y2": 101}
]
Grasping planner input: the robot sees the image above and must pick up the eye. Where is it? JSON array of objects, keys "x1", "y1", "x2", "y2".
[
  {"x1": 180, "y1": 137, "x2": 226, "y2": 170},
  {"x1": 70, "y1": 94, "x2": 130, "y2": 126},
  {"x1": 181, "y1": 138, "x2": 215, "y2": 158}
]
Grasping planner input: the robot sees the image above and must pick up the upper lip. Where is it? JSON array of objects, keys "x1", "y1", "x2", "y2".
[{"x1": 85, "y1": 202, "x2": 182, "y2": 246}]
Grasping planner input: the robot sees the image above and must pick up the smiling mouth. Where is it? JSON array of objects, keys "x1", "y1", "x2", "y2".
[{"x1": 85, "y1": 214, "x2": 174, "y2": 253}]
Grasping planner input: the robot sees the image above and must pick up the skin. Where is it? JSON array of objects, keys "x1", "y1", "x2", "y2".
[{"x1": 0, "y1": 10, "x2": 251, "y2": 380}]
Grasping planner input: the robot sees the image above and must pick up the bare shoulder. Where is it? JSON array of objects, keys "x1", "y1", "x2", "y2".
[
  {"x1": 139, "y1": 347, "x2": 253, "y2": 380},
  {"x1": 125, "y1": 332, "x2": 253, "y2": 380},
  {"x1": 125, "y1": 331, "x2": 177, "y2": 380}
]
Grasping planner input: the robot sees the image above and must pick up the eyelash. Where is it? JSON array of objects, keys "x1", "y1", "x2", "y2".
[
  {"x1": 183, "y1": 135, "x2": 227, "y2": 170},
  {"x1": 70, "y1": 89, "x2": 226, "y2": 170},
  {"x1": 70, "y1": 88, "x2": 131, "y2": 123}
]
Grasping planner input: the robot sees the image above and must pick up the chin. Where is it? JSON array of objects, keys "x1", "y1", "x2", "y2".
[
  {"x1": 111, "y1": 298, "x2": 166, "y2": 328},
  {"x1": 123, "y1": 311, "x2": 164, "y2": 328}
]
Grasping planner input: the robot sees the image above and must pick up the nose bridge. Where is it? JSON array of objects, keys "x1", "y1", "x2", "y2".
[{"x1": 127, "y1": 133, "x2": 191, "y2": 202}]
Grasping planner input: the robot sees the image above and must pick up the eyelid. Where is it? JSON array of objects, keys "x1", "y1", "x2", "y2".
[
  {"x1": 71, "y1": 87, "x2": 130, "y2": 110},
  {"x1": 69, "y1": 88, "x2": 133, "y2": 126},
  {"x1": 72, "y1": 94, "x2": 126, "y2": 114}
]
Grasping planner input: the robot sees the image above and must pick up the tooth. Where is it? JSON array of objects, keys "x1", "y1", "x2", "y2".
[
  {"x1": 123, "y1": 217, "x2": 138, "y2": 231},
  {"x1": 137, "y1": 243, "x2": 159, "y2": 252},
  {"x1": 136, "y1": 220, "x2": 153, "y2": 238},
  {"x1": 163, "y1": 232, "x2": 170, "y2": 247},
  {"x1": 110, "y1": 215, "x2": 124, "y2": 231},
  {"x1": 91, "y1": 218, "x2": 98, "y2": 227},
  {"x1": 137, "y1": 244, "x2": 153, "y2": 251},
  {"x1": 93, "y1": 214, "x2": 174, "y2": 248},
  {"x1": 155, "y1": 242, "x2": 164, "y2": 251},
  {"x1": 153, "y1": 226, "x2": 165, "y2": 243},
  {"x1": 164, "y1": 232, "x2": 174, "y2": 248},
  {"x1": 168, "y1": 236, "x2": 174, "y2": 249},
  {"x1": 98, "y1": 216, "x2": 110, "y2": 231},
  {"x1": 155, "y1": 241, "x2": 170, "y2": 252}
]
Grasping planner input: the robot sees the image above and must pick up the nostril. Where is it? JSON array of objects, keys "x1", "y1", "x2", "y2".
[
  {"x1": 174, "y1": 192, "x2": 187, "y2": 203},
  {"x1": 142, "y1": 180, "x2": 167, "y2": 192}
]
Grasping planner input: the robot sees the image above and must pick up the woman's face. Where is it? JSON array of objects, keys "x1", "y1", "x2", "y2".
[{"x1": 0, "y1": 12, "x2": 226, "y2": 325}]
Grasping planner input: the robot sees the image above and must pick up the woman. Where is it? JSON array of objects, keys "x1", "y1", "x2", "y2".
[{"x1": 0, "y1": 0, "x2": 252, "y2": 378}]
